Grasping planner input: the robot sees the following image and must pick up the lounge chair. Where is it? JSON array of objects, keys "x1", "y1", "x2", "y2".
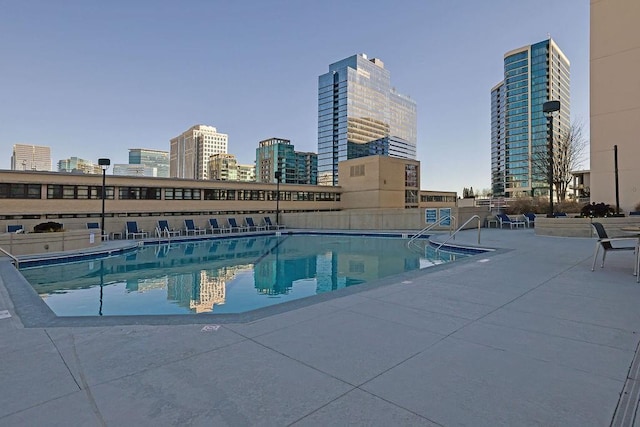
[
  {"x1": 157, "y1": 220, "x2": 181, "y2": 238},
  {"x1": 245, "y1": 217, "x2": 265, "y2": 231},
  {"x1": 227, "y1": 217, "x2": 248, "y2": 233},
  {"x1": 591, "y1": 222, "x2": 637, "y2": 272},
  {"x1": 523, "y1": 213, "x2": 536, "y2": 228},
  {"x1": 184, "y1": 219, "x2": 206, "y2": 236},
  {"x1": 263, "y1": 216, "x2": 284, "y2": 230},
  {"x1": 554, "y1": 212, "x2": 568, "y2": 217},
  {"x1": 496, "y1": 213, "x2": 525, "y2": 229},
  {"x1": 208, "y1": 218, "x2": 229, "y2": 234},
  {"x1": 7, "y1": 224, "x2": 24, "y2": 233},
  {"x1": 125, "y1": 221, "x2": 148, "y2": 239}
]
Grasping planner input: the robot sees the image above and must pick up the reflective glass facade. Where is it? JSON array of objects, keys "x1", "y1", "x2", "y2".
[
  {"x1": 491, "y1": 39, "x2": 570, "y2": 198},
  {"x1": 129, "y1": 148, "x2": 169, "y2": 178},
  {"x1": 256, "y1": 138, "x2": 317, "y2": 184},
  {"x1": 318, "y1": 54, "x2": 417, "y2": 186}
]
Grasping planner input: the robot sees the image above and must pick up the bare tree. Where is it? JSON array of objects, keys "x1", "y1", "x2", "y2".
[{"x1": 531, "y1": 121, "x2": 589, "y2": 203}]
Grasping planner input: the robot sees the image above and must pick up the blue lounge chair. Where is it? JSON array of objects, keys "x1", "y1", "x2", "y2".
[
  {"x1": 87, "y1": 222, "x2": 109, "y2": 240},
  {"x1": 523, "y1": 213, "x2": 536, "y2": 228},
  {"x1": 209, "y1": 218, "x2": 228, "y2": 234},
  {"x1": 496, "y1": 213, "x2": 525, "y2": 229},
  {"x1": 245, "y1": 217, "x2": 265, "y2": 231},
  {"x1": 157, "y1": 220, "x2": 181, "y2": 238},
  {"x1": 227, "y1": 217, "x2": 247, "y2": 233},
  {"x1": 263, "y1": 216, "x2": 283, "y2": 230},
  {"x1": 126, "y1": 221, "x2": 147, "y2": 239},
  {"x1": 184, "y1": 219, "x2": 206, "y2": 236},
  {"x1": 7, "y1": 224, "x2": 24, "y2": 233}
]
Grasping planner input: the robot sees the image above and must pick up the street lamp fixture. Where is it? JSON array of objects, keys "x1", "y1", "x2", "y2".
[
  {"x1": 542, "y1": 100, "x2": 560, "y2": 218},
  {"x1": 98, "y1": 158, "x2": 111, "y2": 238},
  {"x1": 274, "y1": 170, "x2": 282, "y2": 226}
]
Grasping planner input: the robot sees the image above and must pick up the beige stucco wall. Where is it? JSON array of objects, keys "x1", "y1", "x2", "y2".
[
  {"x1": 339, "y1": 156, "x2": 419, "y2": 209},
  {"x1": 0, "y1": 230, "x2": 99, "y2": 256},
  {"x1": 590, "y1": 0, "x2": 640, "y2": 213},
  {"x1": 536, "y1": 216, "x2": 640, "y2": 238},
  {"x1": 283, "y1": 206, "x2": 489, "y2": 232}
]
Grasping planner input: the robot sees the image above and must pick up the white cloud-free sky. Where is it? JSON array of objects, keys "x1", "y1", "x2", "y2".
[{"x1": 0, "y1": 0, "x2": 589, "y2": 195}]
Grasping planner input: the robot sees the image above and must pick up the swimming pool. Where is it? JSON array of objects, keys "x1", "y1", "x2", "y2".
[{"x1": 20, "y1": 234, "x2": 477, "y2": 316}]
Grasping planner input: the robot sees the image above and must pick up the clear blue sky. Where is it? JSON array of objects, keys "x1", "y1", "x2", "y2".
[{"x1": 0, "y1": 0, "x2": 590, "y2": 195}]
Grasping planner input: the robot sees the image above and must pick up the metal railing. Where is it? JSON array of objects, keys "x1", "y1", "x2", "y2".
[
  {"x1": 435, "y1": 215, "x2": 482, "y2": 251},
  {"x1": 0, "y1": 246, "x2": 19, "y2": 269},
  {"x1": 407, "y1": 216, "x2": 456, "y2": 251}
]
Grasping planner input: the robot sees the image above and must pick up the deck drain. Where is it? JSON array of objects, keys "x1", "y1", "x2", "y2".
[{"x1": 611, "y1": 341, "x2": 640, "y2": 426}]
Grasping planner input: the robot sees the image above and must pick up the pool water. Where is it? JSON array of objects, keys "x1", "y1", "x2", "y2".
[{"x1": 20, "y1": 234, "x2": 473, "y2": 316}]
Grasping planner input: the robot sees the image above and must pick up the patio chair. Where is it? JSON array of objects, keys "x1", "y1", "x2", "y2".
[
  {"x1": 7, "y1": 224, "x2": 24, "y2": 233},
  {"x1": 591, "y1": 222, "x2": 638, "y2": 272},
  {"x1": 157, "y1": 220, "x2": 181, "y2": 238},
  {"x1": 208, "y1": 218, "x2": 229, "y2": 234},
  {"x1": 496, "y1": 213, "x2": 525, "y2": 229},
  {"x1": 245, "y1": 217, "x2": 265, "y2": 231},
  {"x1": 263, "y1": 216, "x2": 284, "y2": 230},
  {"x1": 184, "y1": 219, "x2": 206, "y2": 236},
  {"x1": 523, "y1": 213, "x2": 536, "y2": 228},
  {"x1": 227, "y1": 217, "x2": 248, "y2": 233},
  {"x1": 125, "y1": 221, "x2": 148, "y2": 239}
]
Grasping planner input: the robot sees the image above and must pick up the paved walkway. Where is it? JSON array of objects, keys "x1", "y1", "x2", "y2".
[{"x1": 1, "y1": 228, "x2": 639, "y2": 426}]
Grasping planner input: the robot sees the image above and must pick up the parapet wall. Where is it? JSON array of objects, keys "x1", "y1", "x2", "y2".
[
  {"x1": 282, "y1": 207, "x2": 489, "y2": 231},
  {"x1": 535, "y1": 216, "x2": 640, "y2": 238},
  {"x1": 0, "y1": 230, "x2": 99, "y2": 256}
]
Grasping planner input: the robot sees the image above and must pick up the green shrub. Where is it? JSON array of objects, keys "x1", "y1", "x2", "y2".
[{"x1": 33, "y1": 221, "x2": 64, "y2": 233}]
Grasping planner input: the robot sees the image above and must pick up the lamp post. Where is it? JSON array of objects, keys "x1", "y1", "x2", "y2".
[
  {"x1": 98, "y1": 158, "x2": 110, "y2": 237},
  {"x1": 274, "y1": 170, "x2": 282, "y2": 226},
  {"x1": 542, "y1": 100, "x2": 560, "y2": 218}
]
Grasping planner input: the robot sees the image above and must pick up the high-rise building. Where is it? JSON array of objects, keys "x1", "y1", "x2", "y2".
[
  {"x1": 112, "y1": 164, "x2": 158, "y2": 177},
  {"x1": 255, "y1": 137, "x2": 317, "y2": 184},
  {"x1": 57, "y1": 157, "x2": 101, "y2": 174},
  {"x1": 317, "y1": 53, "x2": 417, "y2": 186},
  {"x1": 129, "y1": 148, "x2": 169, "y2": 178},
  {"x1": 491, "y1": 38, "x2": 570, "y2": 198},
  {"x1": 170, "y1": 125, "x2": 228, "y2": 180},
  {"x1": 208, "y1": 154, "x2": 256, "y2": 182},
  {"x1": 11, "y1": 144, "x2": 52, "y2": 171}
]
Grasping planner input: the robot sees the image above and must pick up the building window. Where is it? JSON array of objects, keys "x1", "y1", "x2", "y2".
[
  {"x1": 350, "y1": 164, "x2": 365, "y2": 177},
  {"x1": 47, "y1": 184, "x2": 114, "y2": 200},
  {"x1": 119, "y1": 187, "x2": 161, "y2": 200},
  {"x1": 165, "y1": 188, "x2": 201, "y2": 200},
  {"x1": 405, "y1": 164, "x2": 418, "y2": 187},
  {"x1": 0, "y1": 183, "x2": 41, "y2": 199},
  {"x1": 405, "y1": 190, "x2": 418, "y2": 204}
]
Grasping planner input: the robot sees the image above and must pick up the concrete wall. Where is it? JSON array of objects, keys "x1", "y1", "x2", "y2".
[
  {"x1": 536, "y1": 216, "x2": 640, "y2": 238},
  {"x1": 590, "y1": 0, "x2": 640, "y2": 213},
  {"x1": 283, "y1": 206, "x2": 489, "y2": 232},
  {"x1": 0, "y1": 230, "x2": 99, "y2": 256}
]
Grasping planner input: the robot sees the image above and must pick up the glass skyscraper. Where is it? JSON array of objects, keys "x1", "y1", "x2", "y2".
[
  {"x1": 491, "y1": 38, "x2": 570, "y2": 198},
  {"x1": 129, "y1": 148, "x2": 169, "y2": 178},
  {"x1": 317, "y1": 54, "x2": 417, "y2": 186}
]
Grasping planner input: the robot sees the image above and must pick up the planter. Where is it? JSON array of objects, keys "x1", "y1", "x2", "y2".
[{"x1": 535, "y1": 216, "x2": 640, "y2": 238}]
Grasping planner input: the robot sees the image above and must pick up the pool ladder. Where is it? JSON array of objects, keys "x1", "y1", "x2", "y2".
[
  {"x1": 0, "y1": 246, "x2": 19, "y2": 269},
  {"x1": 407, "y1": 215, "x2": 456, "y2": 252},
  {"x1": 434, "y1": 215, "x2": 482, "y2": 251}
]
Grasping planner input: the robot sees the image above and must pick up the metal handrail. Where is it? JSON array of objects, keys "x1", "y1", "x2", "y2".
[
  {"x1": 435, "y1": 215, "x2": 482, "y2": 251},
  {"x1": 0, "y1": 246, "x2": 19, "y2": 269},
  {"x1": 408, "y1": 216, "x2": 456, "y2": 249}
]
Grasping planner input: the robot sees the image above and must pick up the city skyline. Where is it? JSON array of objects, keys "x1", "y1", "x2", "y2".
[{"x1": 0, "y1": 0, "x2": 590, "y2": 195}]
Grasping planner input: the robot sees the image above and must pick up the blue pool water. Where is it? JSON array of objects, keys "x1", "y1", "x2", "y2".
[{"x1": 20, "y1": 234, "x2": 475, "y2": 316}]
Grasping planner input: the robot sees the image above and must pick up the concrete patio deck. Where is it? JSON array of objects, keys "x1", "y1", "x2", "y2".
[{"x1": 1, "y1": 228, "x2": 639, "y2": 426}]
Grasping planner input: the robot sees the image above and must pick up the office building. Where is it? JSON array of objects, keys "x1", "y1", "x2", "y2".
[
  {"x1": 590, "y1": 1, "x2": 640, "y2": 214},
  {"x1": 170, "y1": 125, "x2": 228, "y2": 180},
  {"x1": 317, "y1": 53, "x2": 417, "y2": 185},
  {"x1": 256, "y1": 137, "x2": 317, "y2": 184},
  {"x1": 11, "y1": 144, "x2": 52, "y2": 172},
  {"x1": 57, "y1": 157, "x2": 101, "y2": 174},
  {"x1": 491, "y1": 38, "x2": 570, "y2": 198},
  {"x1": 112, "y1": 164, "x2": 157, "y2": 177},
  {"x1": 208, "y1": 154, "x2": 256, "y2": 182},
  {"x1": 129, "y1": 148, "x2": 169, "y2": 178}
]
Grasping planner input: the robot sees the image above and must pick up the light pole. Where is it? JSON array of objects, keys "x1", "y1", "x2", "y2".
[
  {"x1": 274, "y1": 170, "x2": 282, "y2": 226},
  {"x1": 543, "y1": 100, "x2": 560, "y2": 218},
  {"x1": 98, "y1": 158, "x2": 110, "y2": 238}
]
